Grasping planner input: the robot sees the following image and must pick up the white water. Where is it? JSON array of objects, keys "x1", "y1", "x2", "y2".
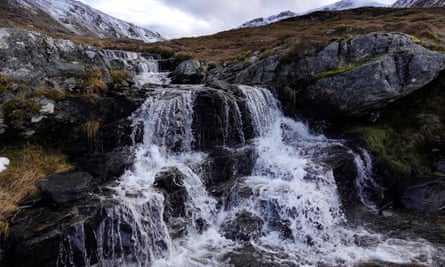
[
  {"x1": 102, "y1": 49, "x2": 170, "y2": 86},
  {"x1": 0, "y1": 157, "x2": 9, "y2": 173},
  {"x1": 106, "y1": 85, "x2": 442, "y2": 266}
]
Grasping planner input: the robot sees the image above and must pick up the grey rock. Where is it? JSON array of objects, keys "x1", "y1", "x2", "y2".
[
  {"x1": 170, "y1": 59, "x2": 205, "y2": 84},
  {"x1": 402, "y1": 178, "x2": 445, "y2": 211},
  {"x1": 37, "y1": 171, "x2": 93, "y2": 205},
  {"x1": 212, "y1": 32, "x2": 445, "y2": 117}
]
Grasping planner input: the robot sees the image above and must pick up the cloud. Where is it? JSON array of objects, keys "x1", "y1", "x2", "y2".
[{"x1": 84, "y1": 0, "x2": 397, "y2": 38}]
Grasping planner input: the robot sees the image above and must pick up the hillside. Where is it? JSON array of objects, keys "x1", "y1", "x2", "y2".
[
  {"x1": 1, "y1": 0, "x2": 164, "y2": 42},
  {"x1": 127, "y1": 7, "x2": 445, "y2": 63}
]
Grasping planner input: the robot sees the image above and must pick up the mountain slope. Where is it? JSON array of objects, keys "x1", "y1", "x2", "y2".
[
  {"x1": 393, "y1": 0, "x2": 445, "y2": 7},
  {"x1": 320, "y1": 0, "x2": 388, "y2": 10},
  {"x1": 240, "y1": 11, "x2": 297, "y2": 28},
  {"x1": 13, "y1": 0, "x2": 164, "y2": 42},
  {"x1": 240, "y1": 0, "x2": 388, "y2": 28}
]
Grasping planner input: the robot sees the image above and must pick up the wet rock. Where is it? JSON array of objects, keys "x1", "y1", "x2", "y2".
[
  {"x1": 37, "y1": 171, "x2": 94, "y2": 205},
  {"x1": 170, "y1": 59, "x2": 206, "y2": 84},
  {"x1": 154, "y1": 167, "x2": 188, "y2": 219},
  {"x1": 2, "y1": 200, "x2": 157, "y2": 267},
  {"x1": 192, "y1": 88, "x2": 253, "y2": 150},
  {"x1": 402, "y1": 178, "x2": 445, "y2": 211},
  {"x1": 76, "y1": 147, "x2": 135, "y2": 183},
  {"x1": 221, "y1": 210, "x2": 264, "y2": 241},
  {"x1": 203, "y1": 146, "x2": 255, "y2": 198}
]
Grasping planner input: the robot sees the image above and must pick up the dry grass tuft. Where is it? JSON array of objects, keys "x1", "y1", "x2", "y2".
[
  {"x1": 0, "y1": 145, "x2": 72, "y2": 238},
  {"x1": 84, "y1": 67, "x2": 108, "y2": 94},
  {"x1": 110, "y1": 69, "x2": 131, "y2": 84},
  {"x1": 32, "y1": 83, "x2": 68, "y2": 101},
  {"x1": 83, "y1": 120, "x2": 100, "y2": 142}
]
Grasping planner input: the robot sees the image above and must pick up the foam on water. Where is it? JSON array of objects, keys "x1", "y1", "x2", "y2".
[{"x1": 109, "y1": 85, "x2": 442, "y2": 266}]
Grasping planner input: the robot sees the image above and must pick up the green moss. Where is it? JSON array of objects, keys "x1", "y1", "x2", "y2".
[
  {"x1": 315, "y1": 56, "x2": 384, "y2": 79},
  {"x1": 315, "y1": 64, "x2": 358, "y2": 79},
  {"x1": 349, "y1": 125, "x2": 430, "y2": 176},
  {"x1": 233, "y1": 50, "x2": 253, "y2": 62}
]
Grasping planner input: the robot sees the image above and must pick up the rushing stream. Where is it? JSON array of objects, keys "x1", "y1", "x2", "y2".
[
  {"x1": 99, "y1": 82, "x2": 441, "y2": 266},
  {"x1": 38, "y1": 52, "x2": 442, "y2": 266}
]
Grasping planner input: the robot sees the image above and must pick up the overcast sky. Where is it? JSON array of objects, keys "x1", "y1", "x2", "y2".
[{"x1": 82, "y1": 0, "x2": 397, "y2": 39}]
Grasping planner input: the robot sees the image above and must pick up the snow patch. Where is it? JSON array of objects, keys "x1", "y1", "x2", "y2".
[{"x1": 0, "y1": 157, "x2": 10, "y2": 173}]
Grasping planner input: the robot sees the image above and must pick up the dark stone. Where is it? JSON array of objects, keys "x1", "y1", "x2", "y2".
[
  {"x1": 154, "y1": 167, "x2": 188, "y2": 219},
  {"x1": 203, "y1": 146, "x2": 256, "y2": 198},
  {"x1": 37, "y1": 171, "x2": 94, "y2": 205},
  {"x1": 402, "y1": 178, "x2": 445, "y2": 211},
  {"x1": 192, "y1": 88, "x2": 253, "y2": 151},
  {"x1": 221, "y1": 210, "x2": 264, "y2": 241},
  {"x1": 170, "y1": 59, "x2": 206, "y2": 84},
  {"x1": 76, "y1": 147, "x2": 135, "y2": 183}
]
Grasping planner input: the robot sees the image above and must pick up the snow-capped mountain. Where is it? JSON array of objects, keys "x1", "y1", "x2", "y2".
[
  {"x1": 240, "y1": 0, "x2": 388, "y2": 28},
  {"x1": 392, "y1": 0, "x2": 445, "y2": 7},
  {"x1": 320, "y1": 0, "x2": 388, "y2": 10},
  {"x1": 14, "y1": 0, "x2": 164, "y2": 42},
  {"x1": 240, "y1": 11, "x2": 298, "y2": 28}
]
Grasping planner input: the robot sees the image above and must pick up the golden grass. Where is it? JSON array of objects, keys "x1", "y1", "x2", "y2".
[
  {"x1": 83, "y1": 120, "x2": 100, "y2": 142},
  {"x1": 32, "y1": 83, "x2": 68, "y2": 101},
  {"x1": 84, "y1": 67, "x2": 108, "y2": 94},
  {"x1": 110, "y1": 69, "x2": 131, "y2": 84},
  {"x1": 0, "y1": 145, "x2": 72, "y2": 238}
]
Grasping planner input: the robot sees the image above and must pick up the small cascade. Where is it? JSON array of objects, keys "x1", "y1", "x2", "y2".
[
  {"x1": 354, "y1": 148, "x2": 383, "y2": 211},
  {"x1": 101, "y1": 49, "x2": 170, "y2": 86}
]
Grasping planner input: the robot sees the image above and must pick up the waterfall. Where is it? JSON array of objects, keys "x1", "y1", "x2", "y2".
[
  {"x1": 101, "y1": 49, "x2": 170, "y2": 86},
  {"x1": 93, "y1": 85, "x2": 441, "y2": 266}
]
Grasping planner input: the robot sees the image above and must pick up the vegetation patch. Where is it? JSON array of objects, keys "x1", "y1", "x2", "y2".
[
  {"x1": 83, "y1": 67, "x2": 108, "y2": 94},
  {"x1": 0, "y1": 74, "x2": 13, "y2": 95},
  {"x1": 110, "y1": 69, "x2": 131, "y2": 84},
  {"x1": 0, "y1": 145, "x2": 72, "y2": 238},
  {"x1": 83, "y1": 120, "x2": 100, "y2": 143},
  {"x1": 343, "y1": 74, "x2": 445, "y2": 184},
  {"x1": 2, "y1": 94, "x2": 40, "y2": 121}
]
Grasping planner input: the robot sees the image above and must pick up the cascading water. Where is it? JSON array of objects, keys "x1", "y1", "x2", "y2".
[
  {"x1": 101, "y1": 49, "x2": 170, "y2": 86},
  {"x1": 102, "y1": 83, "x2": 444, "y2": 266}
]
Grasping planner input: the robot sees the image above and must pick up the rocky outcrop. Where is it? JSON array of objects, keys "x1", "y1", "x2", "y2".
[
  {"x1": 38, "y1": 171, "x2": 94, "y2": 205},
  {"x1": 170, "y1": 59, "x2": 207, "y2": 84},
  {"x1": 209, "y1": 32, "x2": 445, "y2": 118}
]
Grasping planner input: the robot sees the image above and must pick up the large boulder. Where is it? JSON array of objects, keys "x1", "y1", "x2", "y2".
[
  {"x1": 170, "y1": 59, "x2": 206, "y2": 84},
  {"x1": 213, "y1": 32, "x2": 445, "y2": 118}
]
